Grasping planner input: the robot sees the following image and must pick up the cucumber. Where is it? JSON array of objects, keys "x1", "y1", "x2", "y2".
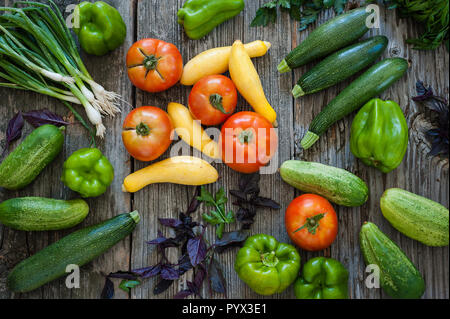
[
  {"x1": 278, "y1": 7, "x2": 371, "y2": 73},
  {"x1": 360, "y1": 222, "x2": 425, "y2": 299},
  {"x1": 0, "y1": 197, "x2": 89, "y2": 231},
  {"x1": 292, "y1": 36, "x2": 388, "y2": 98},
  {"x1": 7, "y1": 211, "x2": 140, "y2": 293},
  {"x1": 0, "y1": 125, "x2": 65, "y2": 190},
  {"x1": 280, "y1": 160, "x2": 369, "y2": 207},
  {"x1": 301, "y1": 58, "x2": 409, "y2": 150},
  {"x1": 380, "y1": 189, "x2": 449, "y2": 247}
]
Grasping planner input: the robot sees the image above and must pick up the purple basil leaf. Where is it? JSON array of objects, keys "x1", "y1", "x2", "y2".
[
  {"x1": 187, "y1": 236, "x2": 207, "y2": 267},
  {"x1": 153, "y1": 279, "x2": 174, "y2": 295},
  {"x1": 23, "y1": 109, "x2": 69, "y2": 128},
  {"x1": 174, "y1": 289, "x2": 193, "y2": 299},
  {"x1": 100, "y1": 277, "x2": 115, "y2": 299},
  {"x1": 186, "y1": 187, "x2": 201, "y2": 215},
  {"x1": 193, "y1": 265, "x2": 206, "y2": 290},
  {"x1": 178, "y1": 254, "x2": 193, "y2": 275},
  {"x1": 229, "y1": 190, "x2": 248, "y2": 201},
  {"x1": 4, "y1": 112, "x2": 24, "y2": 152},
  {"x1": 161, "y1": 264, "x2": 180, "y2": 280},
  {"x1": 239, "y1": 173, "x2": 260, "y2": 196},
  {"x1": 215, "y1": 231, "x2": 248, "y2": 247},
  {"x1": 108, "y1": 271, "x2": 138, "y2": 280},
  {"x1": 208, "y1": 258, "x2": 226, "y2": 295},
  {"x1": 159, "y1": 218, "x2": 183, "y2": 228},
  {"x1": 132, "y1": 265, "x2": 161, "y2": 279},
  {"x1": 250, "y1": 196, "x2": 281, "y2": 209}
]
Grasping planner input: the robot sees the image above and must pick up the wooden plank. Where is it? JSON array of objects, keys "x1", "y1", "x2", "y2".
[{"x1": 0, "y1": 0, "x2": 135, "y2": 299}]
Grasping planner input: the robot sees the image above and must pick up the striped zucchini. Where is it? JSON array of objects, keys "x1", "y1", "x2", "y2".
[
  {"x1": 292, "y1": 36, "x2": 388, "y2": 98},
  {"x1": 0, "y1": 197, "x2": 89, "y2": 231},
  {"x1": 381, "y1": 188, "x2": 449, "y2": 247},
  {"x1": 280, "y1": 160, "x2": 369, "y2": 207},
  {"x1": 360, "y1": 222, "x2": 426, "y2": 299}
]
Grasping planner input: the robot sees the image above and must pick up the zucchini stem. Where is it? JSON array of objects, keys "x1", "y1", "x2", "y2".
[
  {"x1": 292, "y1": 84, "x2": 305, "y2": 98},
  {"x1": 277, "y1": 59, "x2": 291, "y2": 74},
  {"x1": 301, "y1": 131, "x2": 320, "y2": 150}
]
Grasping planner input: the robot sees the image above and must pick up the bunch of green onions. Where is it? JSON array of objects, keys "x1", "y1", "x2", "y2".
[{"x1": 0, "y1": 0, "x2": 122, "y2": 138}]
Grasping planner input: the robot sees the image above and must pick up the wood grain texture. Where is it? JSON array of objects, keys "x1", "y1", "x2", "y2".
[{"x1": 0, "y1": 0, "x2": 448, "y2": 299}]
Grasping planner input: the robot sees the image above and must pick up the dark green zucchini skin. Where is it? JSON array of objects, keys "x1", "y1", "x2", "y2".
[
  {"x1": 360, "y1": 222, "x2": 425, "y2": 299},
  {"x1": 279, "y1": 8, "x2": 371, "y2": 72},
  {"x1": 7, "y1": 211, "x2": 140, "y2": 293},
  {"x1": 0, "y1": 125, "x2": 64, "y2": 190},
  {"x1": 293, "y1": 36, "x2": 388, "y2": 98},
  {"x1": 301, "y1": 58, "x2": 408, "y2": 150},
  {"x1": 0, "y1": 197, "x2": 89, "y2": 231}
]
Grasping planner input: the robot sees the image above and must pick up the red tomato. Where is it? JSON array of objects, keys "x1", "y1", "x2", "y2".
[
  {"x1": 220, "y1": 112, "x2": 278, "y2": 174},
  {"x1": 285, "y1": 194, "x2": 338, "y2": 251},
  {"x1": 122, "y1": 106, "x2": 174, "y2": 162},
  {"x1": 189, "y1": 75, "x2": 237, "y2": 126},
  {"x1": 126, "y1": 39, "x2": 183, "y2": 93}
]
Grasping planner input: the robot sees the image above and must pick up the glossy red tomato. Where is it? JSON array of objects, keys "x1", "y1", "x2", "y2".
[
  {"x1": 126, "y1": 39, "x2": 183, "y2": 93},
  {"x1": 285, "y1": 194, "x2": 338, "y2": 251},
  {"x1": 122, "y1": 106, "x2": 174, "y2": 162},
  {"x1": 189, "y1": 75, "x2": 237, "y2": 126},
  {"x1": 220, "y1": 112, "x2": 278, "y2": 174}
]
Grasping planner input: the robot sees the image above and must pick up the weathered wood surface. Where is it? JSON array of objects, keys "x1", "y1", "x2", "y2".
[{"x1": 0, "y1": 0, "x2": 448, "y2": 299}]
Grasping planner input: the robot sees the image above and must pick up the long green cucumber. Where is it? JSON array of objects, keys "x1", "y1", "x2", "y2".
[
  {"x1": 278, "y1": 7, "x2": 371, "y2": 73},
  {"x1": 381, "y1": 189, "x2": 449, "y2": 247},
  {"x1": 301, "y1": 58, "x2": 409, "y2": 150},
  {"x1": 280, "y1": 160, "x2": 369, "y2": 207},
  {"x1": 292, "y1": 36, "x2": 388, "y2": 98},
  {"x1": 0, "y1": 124, "x2": 65, "y2": 190},
  {"x1": 7, "y1": 211, "x2": 140, "y2": 293},
  {"x1": 0, "y1": 197, "x2": 89, "y2": 231},
  {"x1": 360, "y1": 222, "x2": 425, "y2": 299}
]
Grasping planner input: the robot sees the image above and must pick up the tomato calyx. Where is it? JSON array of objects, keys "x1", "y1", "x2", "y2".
[
  {"x1": 294, "y1": 213, "x2": 327, "y2": 235},
  {"x1": 261, "y1": 251, "x2": 279, "y2": 267},
  {"x1": 136, "y1": 122, "x2": 151, "y2": 136},
  {"x1": 209, "y1": 93, "x2": 229, "y2": 114},
  {"x1": 143, "y1": 54, "x2": 160, "y2": 71},
  {"x1": 239, "y1": 129, "x2": 254, "y2": 144}
]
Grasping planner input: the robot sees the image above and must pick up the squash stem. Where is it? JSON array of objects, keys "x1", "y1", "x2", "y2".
[
  {"x1": 292, "y1": 85, "x2": 305, "y2": 98},
  {"x1": 301, "y1": 131, "x2": 320, "y2": 150},
  {"x1": 277, "y1": 59, "x2": 291, "y2": 73},
  {"x1": 129, "y1": 211, "x2": 141, "y2": 224}
]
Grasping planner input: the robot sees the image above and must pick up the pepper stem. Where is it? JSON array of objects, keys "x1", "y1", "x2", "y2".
[
  {"x1": 294, "y1": 213, "x2": 326, "y2": 235},
  {"x1": 136, "y1": 122, "x2": 151, "y2": 136},
  {"x1": 261, "y1": 251, "x2": 279, "y2": 267},
  {"x1": 209, "y1": 93, "x2": 229, "y2": 114}
]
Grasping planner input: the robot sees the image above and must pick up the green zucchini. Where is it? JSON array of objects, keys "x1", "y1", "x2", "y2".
[
  {"x1": 292, "y1": 36, "x2": 388, "y2": 98},
  {"x1": 301, "y1": 58, "x2": 409, "y2": 150},
  {"x1": 280, "y1": 160, "x2": 369, "y2": 207},
  {"x1": 360, "y1": 222, "x2": 425, "y2": 299},
  {"x1": 381, "y1": 189, "x2": 449, "y2": 247},
  {"x1": 278, "y1": 7, "x2": 371, "y2": 73},
  {"x1": 0, "y1": 197, "x2": 89, "y2": 231},
  {"x1": 7, "y1": 211, "x2": 140, "y2": 293},
  {"x1": 0, "y1": 125, "x2": 65, "y2": 190}
]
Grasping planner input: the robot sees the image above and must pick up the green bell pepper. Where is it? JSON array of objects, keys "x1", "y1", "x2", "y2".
[
  {"x1": 295, "y1": 257, "x2": 349, "y2": 299},
  {"x1": 177, "y1": 0, "x2": 245, "y2": 40},
  {"x1": 62, "y1": 148, "x2": 114, "y2": 198},
  {"x1": 74, "y1": 1, "x2": 126, "y2": 56},
  {"x1": 350, "y1": 98, "x2": 409, "y2": 173},
  {"x1": 234, "y1": 234, "x2": 301, "y2": 296}
]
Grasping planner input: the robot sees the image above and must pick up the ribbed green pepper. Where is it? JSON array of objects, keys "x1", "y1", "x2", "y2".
[
  {"x1": 177, "y1": 0, "x2": 245, "y2": 40},
  {"x1": 234, "y1": 234, "x2": 300, "y2": 296},
  {"x1": 294, "y1": 257, "x2": 349, "y2": 299},
  {"x1": 350, "y1": 98, "x2": 409, "y2": 173},
  {"x1": 74, "y1": 1, "x2": 126, "y2": 56},
  {"x1": 61, "y1": 148, "x2": 114, "y2": 198}
]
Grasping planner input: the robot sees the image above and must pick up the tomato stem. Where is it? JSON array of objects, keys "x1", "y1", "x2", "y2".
[
  {"x1": 143, "y1": 54, "x2": 160, "y2": 70},
  {"x1": 136, "y1": 122, "x2": 151, "y2": 136},
  {"x1": 238, "y1": 129, "x2": 254, "y2": 144},
  {"x1": 294, "y1": 213, "x2": 326, "y2": 235},
  {"x1": 209, "y1": 93, "x2": 229, "y2": 114}
]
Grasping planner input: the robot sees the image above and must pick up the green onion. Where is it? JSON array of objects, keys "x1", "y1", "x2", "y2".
[{"x1": 0, "y1": 0, "x2": 122, "y2": 138}]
